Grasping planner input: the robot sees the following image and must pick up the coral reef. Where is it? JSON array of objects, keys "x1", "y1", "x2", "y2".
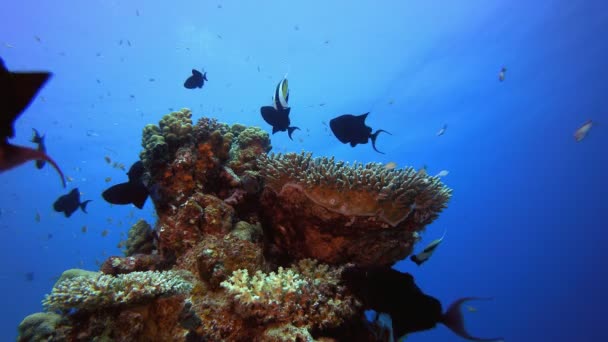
[
  {"x1": 258, "y1": 152, "x2": 452, "y2": 266},
  {"x1": 19, "y1": 110, "x2": 454, "y2": 341},
  {"x1": 17, "y1": 312, "x2": 61, "y2": 342},
  {"x1": 124, "y1": 219, "x2": 155, "y2": 256},
  {"x1": 221, "y1": 259, "x2": 360, "y2": 329},
  {"x1": 43, "y1": 269, "x2": 193, "y2": 311}
]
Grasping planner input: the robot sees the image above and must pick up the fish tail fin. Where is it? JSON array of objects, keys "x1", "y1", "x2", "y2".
[
  {"x1": 287, "y1": 126, "x2": 300, "y2": 140},
  {"x1": 370, "y1": 129, "x2": 391, "y2": 154},
  {"x1": 203, "y1": 72, "x2": 208, "y2": 81},
  {"x1": 80, "y1": 200, "x2": 92, "y2": 213},
  {"x1": 442, "y1": 297, "x2": 504, "y2": 342},
  {"x1": 44, "y1": 153, "x2": 66, "y2": 188}
]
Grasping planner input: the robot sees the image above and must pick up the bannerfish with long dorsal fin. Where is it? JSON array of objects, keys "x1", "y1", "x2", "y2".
[
  {"x1": 0, "y1": 57, "x2": 65, "y2": 187},
  {"x1": 53, "y1": 188, "x2": 92, "y2": 218},
  {"x1": 574, "y1": 120, "x2": 593, "y2": 142},
  {"x1": 341, "y1": 266, "x2": 504, "y2": 342},
  {"x1": 102, "y1": 160, "x2": 149, "y2": 209},
  {"x1": 260, "y1": 76, "x2": 300, "y2": 140},
  {"x1": 30, "y1": 128, "x2": 46, "y2": 169},
  {"x1": 329, "y1": 112, "x2": 391, "y2": 154},
  {"x1": 410, "y1": 230, "x2": 446, "y2": 266},
  {"x1": 183, "y1": 69, "x2": 207, "y2": 89}
]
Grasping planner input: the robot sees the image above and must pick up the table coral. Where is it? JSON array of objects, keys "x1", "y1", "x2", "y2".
[
  {"x1": 258, "y1": 152, "x2": 452, "y2": 266},
  {"x1": 42, "y1": 270, "x2": 193, "y2": 311}
]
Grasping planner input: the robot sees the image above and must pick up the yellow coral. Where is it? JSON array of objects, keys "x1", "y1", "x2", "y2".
[{"x1": 220, "y1": 260, "x2": 359, "y2": 330}]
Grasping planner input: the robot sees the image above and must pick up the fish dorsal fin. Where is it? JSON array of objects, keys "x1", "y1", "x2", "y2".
[
  {"x1": 359, "y1": 112, "x2": 370, "y2": 121},
  {"x1": 192, "y1": 69, "x2": 202, "y2": 77}
]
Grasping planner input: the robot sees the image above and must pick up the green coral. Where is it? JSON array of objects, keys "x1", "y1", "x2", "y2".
[
  {"x1": 140, "y1": 108, "x2": 194, "y2": 168},
  {"x1": 228, "y1": 126, "x2": 271, "y2": 176},
  {"x1": 140, "y1": 124, "x2": 168, "y2": 168},
  {"x1": 42, "y1": 270, "x2": 193, "y2": 311},
  {"x1": 17, "y1": 312, "x2": 61, "y2": 342},
  {"x1": 159, "y1": 108, "x2": 193, "y2": 148},
  {"x1": 124, "y1": 219, "x2": 155, "y2": 256}
]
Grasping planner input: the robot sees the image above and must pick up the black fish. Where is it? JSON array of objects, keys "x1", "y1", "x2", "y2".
[
  {"x1": 53, "y1": 188, "x2": 91, "y2": 217},
  {"x1": 30, "y1": 128, "x2": 46, "y2": 169},
  {"x1": 102, "y1": 161, "x2": 149, "y2": 209},
  {"x1": 260, "y1": 106, "x2": 299, "y2": 140},
  {"x1": 329, "y1": 113, "x2": 391, "y2": 154},
  {"x1": 0, "y1": 57, "x2": 66, "y2": 187},
  {"x1": 183, "y1": 69, "x2": 207, "y2": 89},
  {"x1": 341, "y1": 266, "x2": 503, "y2": 341}
]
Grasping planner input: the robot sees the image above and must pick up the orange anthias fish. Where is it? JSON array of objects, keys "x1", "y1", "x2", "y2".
[
  {"x1": 0, "y1": 57, "x2": 66, "y2": 187},
  {"x1": 574, "y1": 120, "x2": 593, "y2": 142}
]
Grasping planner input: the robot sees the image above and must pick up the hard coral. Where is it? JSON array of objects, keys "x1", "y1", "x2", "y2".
[
  {"x1": 124, "y1": 219, "x2": 155, "y2": 256},
  {"x1": 258, "y1": 152, "x2": 452, "y2": 266},
  {"x1": 221, "y1": 259, "x2": 360, "y2": 330},
  {"x1": 42, "y1": 270, "x2": 193, "y2": 311}
]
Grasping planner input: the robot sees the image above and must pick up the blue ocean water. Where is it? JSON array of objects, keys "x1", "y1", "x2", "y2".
[{"x1": 1, "y1": 0, "x2": 606, "y2": 340}]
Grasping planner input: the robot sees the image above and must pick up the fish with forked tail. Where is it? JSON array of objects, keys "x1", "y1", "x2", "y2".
[
  {"x1": 0, "y1": 57, "x2": 65, "y2": 187},
  {"x1": 102, "y1": 160, "x2": 149, "y2": 209},
  {"x1": 329, "y1": 112, "x2": 390, "y2": 154},
  {"x1": 341, "y1": 266, "x2": 503, "y2": 342},
  {"x1": 53, "y1": 188, "x2": 92, "y2": 217},
  {"x1": 183, "y1": 69, "x2": 207, "y2": 89}
]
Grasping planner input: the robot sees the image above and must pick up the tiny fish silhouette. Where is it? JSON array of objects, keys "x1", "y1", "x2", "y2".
[
  {"x1": 53, "y1": 188, "x2": 91, "y2": 217},
  {"x1": 30, "y1": 128, "x2": 46, "y2": 169},
  {"x1": 0, "y1": 57, "x2": 65, "y2": 187},
  {"x1": 329, "y1": 112, "x2": 390, "y2": 154},
  {"x1": 184, "y1": 69, "x2": 207, "y2": 89}
]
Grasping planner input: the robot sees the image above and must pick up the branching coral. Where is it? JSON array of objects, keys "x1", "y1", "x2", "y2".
[
  {"x1": 42, "y1": 270, "x2": 193, "y2": 311},
  {"x1": 221, "y1": 259, "x2": 360, "y2": 330}
]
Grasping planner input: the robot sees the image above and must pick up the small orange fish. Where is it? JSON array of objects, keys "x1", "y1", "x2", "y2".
[
  {"x1": 385, "y1": 162, "x2": 397, "y2": 170},
  {"x1": 574, "y1": 120, "x2": 593, "y2": 142},
  {"x1": 104, "y1": 177, "x2": 112, "y2": 182}
]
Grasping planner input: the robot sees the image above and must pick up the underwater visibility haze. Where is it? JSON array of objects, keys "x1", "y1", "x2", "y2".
[{"x1": 1, "y1": 0, "x2": 607, "y2": 341}]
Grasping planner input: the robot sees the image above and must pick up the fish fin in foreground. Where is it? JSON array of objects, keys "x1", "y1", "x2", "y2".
[
  {"x1": 442, "y1": 297, "x2": 504, "y2": 341},
  {"x1": 0, "y1": 143, "x2": 66, "y2": 187},
  {"x1": 370, "y1": 129, "x2": 392, "y2": 154},
  {"x1": 287, "y1": 126, "x2": 300, "y2": 140}
]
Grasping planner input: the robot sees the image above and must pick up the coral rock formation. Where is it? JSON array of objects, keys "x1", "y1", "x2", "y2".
[
  {"x1": 19, "y1": 110, "x2": 453, "y2": 341},
  {"x1": 258, "y1": 152, "x2": 452, "y2": 266}
]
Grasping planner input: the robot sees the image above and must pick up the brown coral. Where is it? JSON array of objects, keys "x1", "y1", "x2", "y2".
[{"x1": 258, "y1": 152, "x2": 452, "y2": 266}]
